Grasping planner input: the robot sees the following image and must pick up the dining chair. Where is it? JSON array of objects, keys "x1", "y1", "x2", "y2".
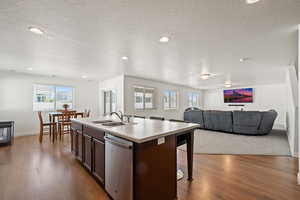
[
  {"x1": 75, "y1": 112, "x2": 84, "y2": 118},
  {"x1": 149, "y1": 116, "x2": 165, "y2": 120},
  {"x1": 38, "y1": 111, "x2": 57, "y2": 143},
  {"x1": 58, "y1": 111, "x2": 77, "y2": 140},
  {"x1": 83, "y1": 109, "x2": 91, "y2": 118},
  {"x1": 133, "y1": 115, "x2": 146, "y2": 119}
]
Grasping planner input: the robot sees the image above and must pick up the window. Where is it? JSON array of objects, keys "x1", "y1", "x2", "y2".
[
  {"x1": 164, "y1": 90, "x2": 178, "y2": 110},
  {"x1": 188, "y1": 92, "x2": 200, "y2": 107},
  {"x1": 33, "y1": 84, "x2": 74, "y2": 111},
  {"x1": 103, "y1": 90, "x2": 117, "y2": 115},
  {"x1": 134, "y1": 86, "x2": 155, "y2": 110},
  {"x1": 55, "y1": 86, "x2": 74, "y2": 110}
]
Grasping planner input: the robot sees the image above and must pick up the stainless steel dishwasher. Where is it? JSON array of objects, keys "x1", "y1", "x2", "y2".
[{"x1": 104, "y1": 134, "x2": 133, "y2": 200}]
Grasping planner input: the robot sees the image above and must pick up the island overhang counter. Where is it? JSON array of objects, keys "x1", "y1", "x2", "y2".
[{"x1": 70, "y1": 117, "x2": 200, "y2": 200}]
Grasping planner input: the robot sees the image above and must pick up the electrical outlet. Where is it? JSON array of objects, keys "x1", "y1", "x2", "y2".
[{"x1": 157, "y1": 137, "x2": 165, "y2": 145}]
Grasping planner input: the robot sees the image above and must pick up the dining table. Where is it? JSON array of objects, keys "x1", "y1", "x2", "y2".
[{"x1": 48, "y1": 111, "x2": 84, "y2": 142}]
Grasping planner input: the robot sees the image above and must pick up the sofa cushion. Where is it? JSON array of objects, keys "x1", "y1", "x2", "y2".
[
  {"x1": 203, "y1": 110, "x2": 233, "y2": 132},
  {"x1": 203, "y1": 111, "x2": 213, "y2": 130},
  {"x1": 232, "y1": 111, "x2": 262, "y2": 135},
  {"x1": 183, "y1": 110, "x2": 204, "y2": 126},
  {"x1": 258, "y1": 110, "x2": 278, "y2": 134}
]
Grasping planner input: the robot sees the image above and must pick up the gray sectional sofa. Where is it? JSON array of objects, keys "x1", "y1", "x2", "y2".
[{"x1": 184, "y1": 108, "x2": 278, "y2": 135}]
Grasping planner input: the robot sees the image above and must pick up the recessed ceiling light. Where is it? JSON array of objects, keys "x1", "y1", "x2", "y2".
[
  {"x1": 239, "y1": 57, "x2": 250, "y2": 62},
  {"x1": 81, "y1": 75, "x2": 87, "y2": 79},
  {"x1": 28, "y1": 26, "x2": 44, "y2": 35},
  {"x1": 246, "y1": 0, "x2": 260, "y2": 4},
  {"x1": 224, "y1": 83, "x2": 232, "y2": 88},
  {"x1": 121, "y1": 56, "x2": 128, "y2": 60},
  {"x1": 26, "y1": 67, "x2": 33, "y2": 71},
  {"x1": 159, "y1": 36, "x2": 169, "y2": 43},
  {"x1": 200, "y1": 73, "x2": 211, "y2": 80}
]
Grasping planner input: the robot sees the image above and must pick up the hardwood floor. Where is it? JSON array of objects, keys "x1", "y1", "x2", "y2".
[{"x1": 0, "y1": 135, "x2": 299, "y2": 200}]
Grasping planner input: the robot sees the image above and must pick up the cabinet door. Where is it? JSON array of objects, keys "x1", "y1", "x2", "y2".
[
  {"x1": 92, "y1": 138, "x2": 105, "y2": 184},
  {"x1": 83, "y1": 134, "x2": 92, "y2": 171},
  {"x1": 71, "y1": 129, "x2": 77, "y2": 155},
  {"x1": 70, "y1": 128, "x2": 74, "y2": 153},
  {"x1": 76, "y1": 130, "x2": 83, "y2": 161}
]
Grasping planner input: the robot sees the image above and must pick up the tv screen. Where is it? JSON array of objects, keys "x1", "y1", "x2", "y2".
[{"x1": 224, "y1": 88, "x2": 253, "y2": 103}]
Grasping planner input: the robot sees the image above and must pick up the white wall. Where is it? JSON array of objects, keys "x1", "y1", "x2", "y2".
[
  {"x1": 99, "y1": 75, "x2": 124, "y2": 115},
  {"x1": 286, "y1": 67, "x2": 298, "y2": 157},
  {"x1": 0, "y1": 71, "x2": 99, "y2": 136},
  {"x1": 203, "y1": 84, "x2": 287, "y2": 128},
  {"x1": 123, "y1": 76, "x2": 204, "y2": 120}
]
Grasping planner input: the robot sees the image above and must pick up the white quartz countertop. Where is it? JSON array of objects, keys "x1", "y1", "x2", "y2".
[{"x1": 71, "y1": 116, "x2": 200, "y2": 143}]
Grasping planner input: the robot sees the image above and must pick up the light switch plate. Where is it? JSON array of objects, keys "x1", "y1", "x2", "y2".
[{"x1": 157, "y1": 137, "x2": 165, "y2": 145}]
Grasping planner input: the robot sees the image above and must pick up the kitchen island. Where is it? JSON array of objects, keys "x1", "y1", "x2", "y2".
[{"x1": 71, "y1": 117, "x2": 200, "y2": 200}]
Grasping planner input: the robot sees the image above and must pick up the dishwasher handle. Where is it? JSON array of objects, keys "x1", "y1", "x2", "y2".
[{"x1": 104, "y1": 136, "x2": 133, "y2": 149}]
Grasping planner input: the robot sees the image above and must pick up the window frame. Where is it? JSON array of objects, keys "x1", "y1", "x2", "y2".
[
  {"x1": 134, "y1": 86, "x2": 155, "y2": 110},
  {"x1": 164, "y1": 90, "x2": 178, "y2": 110},
  {"x1": 33, "y1": 84, "x2": 75, "y2": 112}
]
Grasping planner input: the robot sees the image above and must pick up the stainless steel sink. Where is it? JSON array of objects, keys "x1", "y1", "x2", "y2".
[
  {"x1": 102, "y1": 122, "x2": 125, "y2": 127},
  {"x1": 92, "y1": 120, "x2": 113, "y2": 124}
]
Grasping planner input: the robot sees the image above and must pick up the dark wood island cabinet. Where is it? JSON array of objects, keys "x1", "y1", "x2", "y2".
[
  {"x1": 83, "y1": 133, "x2": 92, "y2": 171},
  {"x1": 71, "y1": 122, "x2": 105, "y2": 185},
  {"x1": 92, "y1": 137, "x2": 105, "y2": 184},
  {"x1": 71, "y1": 118, "x2": 199, "y2": 200},
  {"x1": 71, "y1": 128, "x2": 83, "y2": 161}
]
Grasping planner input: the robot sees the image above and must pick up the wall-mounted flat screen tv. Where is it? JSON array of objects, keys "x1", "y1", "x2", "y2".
[{"x1": 224, "y1": 88, "x2": 253, "y2": 103}]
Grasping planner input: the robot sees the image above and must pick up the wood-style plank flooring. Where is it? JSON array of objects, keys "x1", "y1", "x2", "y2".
[{"x1": 0, "y1": 135, "x2": 299, "y2": 200}]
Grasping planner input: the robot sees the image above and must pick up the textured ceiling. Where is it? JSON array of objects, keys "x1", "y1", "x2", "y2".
[{"x1": 0, "y1": 0, "x2": 299, "y2": 88}]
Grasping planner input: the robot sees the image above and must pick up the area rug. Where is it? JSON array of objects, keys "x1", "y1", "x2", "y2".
[{"x1": 179, "y1": 129, "x2": 291, "y2": 156}]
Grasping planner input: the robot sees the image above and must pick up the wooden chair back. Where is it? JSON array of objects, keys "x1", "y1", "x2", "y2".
[
  {"x1": 61, "y1": 111, "x2": 77, "y2": 122},
  {"x1": 38, "y1": 111, "x2": 43, "y2": 125},
  {"x1": 86, "y1": 110, "x2": 90, "y2": 118},
  {"x1": 57, "y1": 109, "x2": 76, "y2": 120},
  {"x1": 83, "y1": 109, "x2": 91, "y2": 118}
]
